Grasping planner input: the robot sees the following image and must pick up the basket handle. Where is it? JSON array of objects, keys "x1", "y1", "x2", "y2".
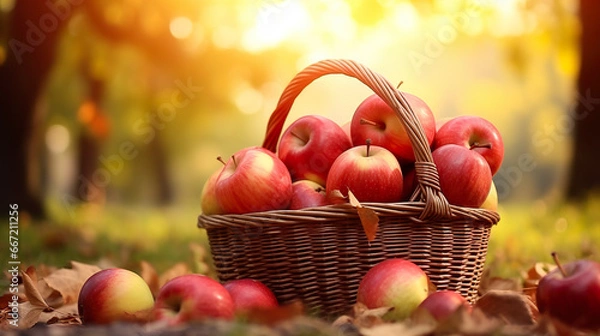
[{"x1": 262, "y1": 59, "x2": 452, "y2": 220}]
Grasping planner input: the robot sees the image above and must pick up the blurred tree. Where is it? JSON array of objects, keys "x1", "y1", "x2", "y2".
[
  {"x1": 0, "y1": 0, "x2": 72, "y2": 217},
  {"x1": 2, "y1": 0, "x2": 288, "y2": 217},
  {"x1": 566, "y1": 0, "x2": 600, "y2": 200}
]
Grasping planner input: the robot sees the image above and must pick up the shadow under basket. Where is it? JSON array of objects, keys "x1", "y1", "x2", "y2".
[{"x1": 197, "y1": 59, "x2": 500, "y2": 319}]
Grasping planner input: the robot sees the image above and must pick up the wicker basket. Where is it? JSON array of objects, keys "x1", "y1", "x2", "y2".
[{"x1": 198, "y1": 59, "x2": 500, "y2": 319}]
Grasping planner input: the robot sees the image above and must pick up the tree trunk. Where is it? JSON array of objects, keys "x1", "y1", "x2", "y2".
[
  {"x1": 149, "y1": 132, "x2": 174, "y2": 205},
  {"x1": 0, "y1": 1, "x2": 73, "y2": 217},
  {"x1": 566, "y1": 0, "x2": 600, "y2": 200}
]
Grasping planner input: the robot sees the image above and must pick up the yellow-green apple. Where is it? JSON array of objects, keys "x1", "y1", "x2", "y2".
[
  {"x1": 289, "y1": 180, "x2": 328, "y2": 210},
  {"x1": 200, "y1": 168, "x2": 224, "y2": 215},
  {"x1": 415, "y1": 290, "x2": 470, "y2": 321},
  {"x1": 78, "y1": 268, "x2": 155, "y2": 325},
  {"x1": 536, "y1": 253, "x2": 600, "y2": 330},
  {"x1": 154, "y1": 274, "x2": 234, "y2": 325},
  {"x1": 351, "y1": 93, "x2": 436, "y2": 163},
  {"x1": 433, "y1": 115, "x2": 504, "y2": 175},
  {"x1": 223, "y1": 279, "x2": 279, "y2": 313},
  {"x1": 277, "y1": 115, "x2": 352, "y2": 186},
  {"x1": 326, "y1": 141, "x2": 403, "y2": 203},
  {"x1": 357, "y1": 258, "x2": 430, "y2": 321},
  {"x1": 215, "y1": 147, "x2": 293, "y2": 214},
  {"x1": 432, "y1": 144, "x2": 492, "y2": 208},
  {"x1": 480, "y1": 181, "x2": 498, "y2": 212}
]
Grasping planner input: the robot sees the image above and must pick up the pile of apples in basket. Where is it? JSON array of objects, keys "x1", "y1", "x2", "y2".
[{"x1": 201, "y1": 91, "x2": 503, "y2": 215}]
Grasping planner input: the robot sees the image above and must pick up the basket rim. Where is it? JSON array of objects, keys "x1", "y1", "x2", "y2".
[{"x1": 197, "y1": 201, "x2": 500, "y2": 229}]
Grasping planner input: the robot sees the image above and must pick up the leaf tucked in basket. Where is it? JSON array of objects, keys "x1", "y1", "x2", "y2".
[{"x1": 348, "y1": 190, "x2": 380, "y2": 242}]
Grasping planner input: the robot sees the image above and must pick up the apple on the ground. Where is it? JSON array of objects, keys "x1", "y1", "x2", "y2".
[
  {"x1": 78, "y1": 268, "x2": 155, "y2": 325},
  {"x1": 357, "y1": 258, "x2": 430, "y2": 321},
  {"x1": 326, "y1": 140, "x2": 403, "y2": 203},
  {"x1": 351, "y1": 92, "x2": 436, "y2": 163},
  {"x1": 536, "y1": 253, "x2": 600, "y2": 331},
  {"x1": 278, "y1": 115, "x2": 352, "y2": 186},
  {"x1": 154, "y1": 274, "x2": 234, "y2": 325},
  {"x1": 433, "y1": 115, "x2": 504, "y2": 175},
  {"x1": 415, "y1": 290, "x2": 470, "y2": 322},
  {"x1": 432, "y1": 144, "x2": 492, "y2": 208},
  {"x1": 223, "y1": 279, "x2": 279, "y2": 313},
  {"x1": 215, "y1": 147, "x2": 293, "y2": 214},
  {"x1": 289, "y1": 180, "x2": 328, "y2": 210}
]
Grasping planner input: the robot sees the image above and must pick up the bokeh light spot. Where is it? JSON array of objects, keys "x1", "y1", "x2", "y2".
[
  {"x1": 170, "y1": 16, "x2": 194, "y2": 39},
  {"x1": 46, "y1": 124, "x2": 71, "y2": 154}
]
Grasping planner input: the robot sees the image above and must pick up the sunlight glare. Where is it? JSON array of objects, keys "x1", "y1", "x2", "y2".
[
  {"x1": 391, "y1": 2, "x2": 420, "y2": 32},
  {"x1": 489, "y1": 0, "x2": 530, "y2": 36},
  {"x1": 170, "y1": 16, "x2": 194, "y2": 39},
  {"x1": 242, "y1": 0, "x2": 311, "y2": 52},
  {"x1": 233, "y1": 83, "x2": 264, "y2": 115},
  {"x1": 46, "y1": 125, "x2": 71, "y2": 154},
  {"x1": 0, "y1": 0, "x2": 14, "y2": 12}
]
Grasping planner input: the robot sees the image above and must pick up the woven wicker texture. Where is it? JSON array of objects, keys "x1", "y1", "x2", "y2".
[{"x1": 198, "y1": 59, "x2": 500, "y2": 318}]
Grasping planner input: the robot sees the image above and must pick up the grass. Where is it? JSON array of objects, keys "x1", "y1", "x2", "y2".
[
  {"x1": 1, "y1": 197, "x2": 599, "y2": 284},
  {"x1": 486, "y1": 198, "x2": 600, "y2": 278}
]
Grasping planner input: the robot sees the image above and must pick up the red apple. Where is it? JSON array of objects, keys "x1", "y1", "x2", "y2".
[
  {"x1": 536, "y1": 253, "x2": 600, "y2": 330},
  {"x1": 200, "y1": 168, "x2": 224, "y2": 215},
  {"x1": 351, "y1": 93, "x2": 436, "y2": 163},
  {"x1": 432, "y1": 144, "x2": 492, "y2": 208},
  {"x1": 400, "y1": 165, "x2": 417, "y2": 201},
  {"x1": 78, "y1": 268, "x2": 155, "y2": 325},
  {"x1": 433, "y1": 115, "x2": 504, "y2": 175},
  {"x1": 278, "y1": 115, "x2": 352, "y2": 186},
  {"x1": 215, "y1": 147, "x2": 293, "y2": 214},
  {"x1": 289, "y1": 180, "x2": 328, "y2": 210},
  {"x1": 357, "y1": 258, "x2": 430, "y2": 321},
  {"x1": 223, "y1": 279, "x2": 279, "y2": 313},
  {"x1": 154, "y1": 274, "x2": 234, "y2": 325},
  {"x1": 415, "y1": 290, "x2": 470, "y2": 321},
  {"x1": 326, "y1": 141, "x2": 403, "y2": 203}
]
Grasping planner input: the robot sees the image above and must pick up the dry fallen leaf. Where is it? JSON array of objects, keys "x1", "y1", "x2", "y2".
[
  {"x1": 333, "y1": 302, "x2": 393, "y2": 331},
  {"x1": 20, "y1": 271, "x2": 49, "y2": 310},
  {"x1": 479, "y1": 268, "x2": 521, "y2": 296},
  {"x1": 348, "y1": 190, "x2": 380, "y2": 242},
  {"x1": 158, "y1": 262, "x2": 191, "y2": 288},
  {"x1": 43, "y1": 261, "x2": 101, "y2": 305},
  {"x1": 475, "y1": 289, "x2": 539, "y2": 326},
  {"x1": 140, "y1": 261, "x2": 161, "y2": 297},
  {"x1": 189, "y1": 242, "x2": 212, "y2": 276},
  {"x1": 522, "y1": 262, "x2": 556, "y2": 306}
]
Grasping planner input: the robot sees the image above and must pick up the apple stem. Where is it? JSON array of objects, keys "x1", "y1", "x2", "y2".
[
  {"x1": 396, "y1": 80, "x2": 404, "y2": 89},
  {"x1": 366, "y1": 139, "x2": 372, "y2": 156},
  {"x1": 551, "y1": 252, "x2": 568, "y2": 277},
  {"x1": 360, "y1": 118, "x2": 380, "y2": 127},
  {"x1": 470, "y1": 142, "x2": 492, "y2": 150},
  {"x1": 216, "y1": 156, "x2": 227, "y2": 166},
  {"x1": 231, "y1": 155, "x2": 237, "y2": 167}
]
